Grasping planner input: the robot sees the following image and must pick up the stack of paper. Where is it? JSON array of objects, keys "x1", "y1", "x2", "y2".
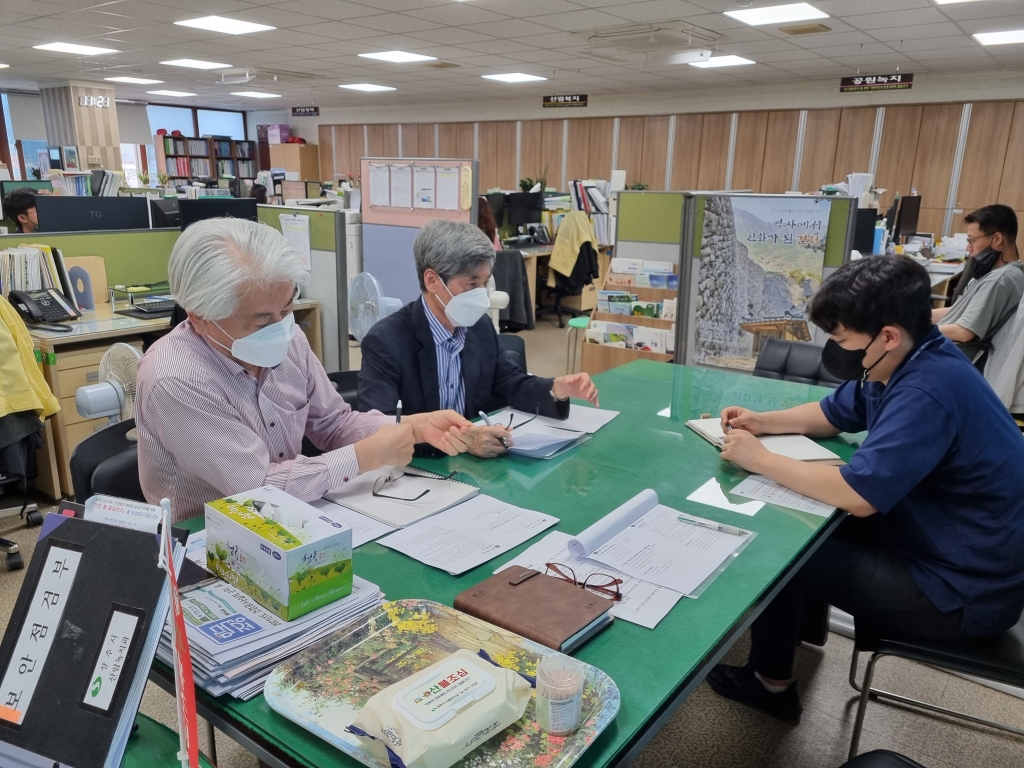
[
  {"x1": 156, "y1": 575, "x2": 383, "y2": 700},
  {"x1": 324, "y1": 465, "x2": 479, "y2": 527},
  {"x1": 685, "y1": 418, "x2": 841, "y2": 462}
]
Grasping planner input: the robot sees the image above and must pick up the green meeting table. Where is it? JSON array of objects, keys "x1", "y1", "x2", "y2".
[{"x1": 149, "y1": 360, "x2": 858, "y2": 768}]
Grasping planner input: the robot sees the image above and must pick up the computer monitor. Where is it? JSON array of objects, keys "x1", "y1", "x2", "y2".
[
  {"x1": 508, "y1": 192, "x2": 543, "y2": 227},
  {"x1": 853, "y1": 208, "x2": 879, "y2": 254},
  {"x1": 178, "y1": 198, "x2": 258, "y2": 230},
  {"x1": 485, "y1": 192, "x2": 506, "y2": 221},
  {"x1": 895, "y1": 195, "x2": 922, "y2": 239},
  {"x1": 90, "y1": 169, "x2": 106, "y2": 196},
  {"x1": 34, "y1": 196, "x2": 150, "y2": 232},
  {"x1": 150, "y1": 198, "x2": 180, "y2": 229}
]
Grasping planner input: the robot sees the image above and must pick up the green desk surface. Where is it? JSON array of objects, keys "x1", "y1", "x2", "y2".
[
  {"x1": 169, "y1": 361, "x2": 858, "y2": 768},
  {"x1": 122, "y1": 714, "x2": 214, "y2": 768}
]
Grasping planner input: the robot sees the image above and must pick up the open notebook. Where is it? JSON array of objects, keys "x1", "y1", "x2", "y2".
[
  {"x1": 323, "y1": 466, "x2": 479, "y2": 528},
  {"x1": 685, "y1": 418, "x2": 840, "y2": 463}
]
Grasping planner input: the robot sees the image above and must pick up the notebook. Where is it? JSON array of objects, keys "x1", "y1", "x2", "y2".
[
  {"x1": 323, "y1": 465, "x2": 479, "y2": 528},
  {"x1": 685, "y1": 418, "x2": 841, "y2": 463},
  {"x1": 454, "y1": 567, "x2": 614, "y2": 653}
]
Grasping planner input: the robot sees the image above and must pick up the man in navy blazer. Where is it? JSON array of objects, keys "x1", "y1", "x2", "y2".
[{"x1": 358, "y1": 220, "x2": 599, "y2": 457}]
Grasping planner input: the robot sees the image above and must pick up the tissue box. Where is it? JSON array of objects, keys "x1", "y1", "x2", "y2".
[
  {"x1": 641, "y1": 260, "x2": 676, "y2": 275},
  {"x1": 205, "y1": 486, "x2": 352, "y2": 621},
  {"x1": 610, "y1": 257, "x2": 643, "y2": 275}
]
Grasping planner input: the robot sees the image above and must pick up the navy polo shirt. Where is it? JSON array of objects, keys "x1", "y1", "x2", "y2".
[{"x1": 820, "y1": 326, "x2": 1024, "y2": 637}]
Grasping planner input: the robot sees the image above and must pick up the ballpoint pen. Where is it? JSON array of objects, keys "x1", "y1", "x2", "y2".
[
  {"x1": 677, "y1": 515, "x2": 748, "y2": 536},
  {"x1": 478, "y1": 411, "x2": 510, "y2": 450},
  {"x1": 396, "y1": 399, "x2": 402, "y2": 425}
]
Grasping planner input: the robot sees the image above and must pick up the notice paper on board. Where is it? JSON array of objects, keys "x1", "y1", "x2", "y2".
[
  {"x1": 414, "y1": 166, "x2": 436, "y2": 208},
  {"x1": 436, "y1": 166, "x2": 459, "y2": 210},
  {"x1": 369, "y1": 164, "x2": 390, "y2": 206},
  {"x1": 390, "y1": 164, "x2": 413, "y2": 209},
  {"x1": 279, "y1": 214, "x2": 312, "y2": 270}
]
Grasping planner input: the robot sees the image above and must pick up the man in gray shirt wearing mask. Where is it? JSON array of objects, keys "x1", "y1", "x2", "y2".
[{"x1": 933, "y1": 205, "x2": 1024, "y2": 343}]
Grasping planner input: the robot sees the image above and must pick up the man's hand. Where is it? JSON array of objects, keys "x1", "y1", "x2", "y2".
[
  {"x1": 448, "y1": 425, "x2": 513, "y2": 458},
  {"x1": 720, "y1": 406, "x2": 768, "y2": 436},
  {"x1": 403, "y1": 410, "x2": 472, "y2": 456},
  {"x1": 553, "y1": 373, "x2": 600, "y2": 406},
  {"x1": 719, "y1": 430, "x2": 770, "y2": 473},
  {"x1": 354, "y1": 424, "x2": 416, "y2": 472}
]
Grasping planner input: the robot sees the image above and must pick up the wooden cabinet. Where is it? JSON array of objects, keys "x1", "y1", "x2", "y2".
[{"x1": 269, "y1": 143, "x2": 321, "y2": 181}]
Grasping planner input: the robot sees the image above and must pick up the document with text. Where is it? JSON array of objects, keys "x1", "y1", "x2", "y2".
[{"x1": 731, "y1": 475, "x2": 836, "y2": 517}]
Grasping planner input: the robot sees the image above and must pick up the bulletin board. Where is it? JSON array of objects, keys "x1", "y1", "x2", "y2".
[{"x1": 359, "y1": 156, "x2": 479, "y2": 304}]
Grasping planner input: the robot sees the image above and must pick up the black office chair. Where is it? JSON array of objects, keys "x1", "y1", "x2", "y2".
[
  {"x1": 753, "y1": 338, "x2": 842, "y2": 388},
  {"x1": 848, "y1": 612, "x2": 1024, "y2": 758},
  {"x1": 497, "y1": 333, "x2": 528, "y2": 373},
  {"x1": 327, "y1": 370, "x2": 360, "y2": 411},
  {"x1": 840, "y1": 751, "x2": 928, "y2": 768},
  {"x1": 535, "y1": 229, "x2": 600, "y2": 329},
  {"x1": 70, "y1": 419, "x2": 145, "y2": 503}
]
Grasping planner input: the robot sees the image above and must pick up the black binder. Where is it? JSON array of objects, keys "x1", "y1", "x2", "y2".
[{"x1": 0, "y1": 517, "x2": 169, "y2": 768}]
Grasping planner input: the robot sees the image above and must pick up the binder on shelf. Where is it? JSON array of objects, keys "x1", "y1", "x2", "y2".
[{"x1": 0, "y1": 517, "x2": 178, "y2": 768}]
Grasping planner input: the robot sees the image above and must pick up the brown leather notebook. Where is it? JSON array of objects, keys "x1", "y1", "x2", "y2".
[{"x1": 454, "y1": 566, "x2": 614, "y2": 652}]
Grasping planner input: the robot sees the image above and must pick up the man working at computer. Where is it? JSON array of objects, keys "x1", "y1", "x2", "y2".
[
  {"x1": 706, "y1": 256, "x2": 1024, "y2": 721},
  {"x1": 932, "y1": 204, "x2": 1023, "y2": 343},
  {"x1": 2, "y1": 188, "x2": 40, "y2": 233},
  {"x1": 136, "y1": 218, "x2": 473, "y2": 523},
  {"x1": 357, "y1": 220, "x2": 599, "y2": 458}
]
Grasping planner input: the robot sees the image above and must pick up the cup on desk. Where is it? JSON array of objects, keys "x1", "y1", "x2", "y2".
[{"x1": 894, "y1": 245, "x2": 905, "y2": 255}]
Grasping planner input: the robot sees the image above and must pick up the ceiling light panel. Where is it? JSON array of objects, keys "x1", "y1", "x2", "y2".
[
  {"x1": 690, "y1": 55, "x2": 756, "y2": 68},
  {"x1": 231, "y1": 91, "x2": 281, "y2": 98},
  {"x1": 482, "y1": 72, "x2": 547, "y2": 82},
  {"x1": 175, "y1": 16, "x2": 275, "y2": 35},
  {"x1": 105, "y1": 76, "x2": 163, "y2": 84},
  {"x1": 160, "y1": 59, "x2": 231, "y2": 69},
  {"x1": 34, "y1": 42, "x2": 119, "y2": 55},
  {"x1": 147, "y1": 90, "x2": 196, "y2": 97},
  {"x1": 974, "y1": 30, "x2": 1024, "y2": 45},
  {"x1": 724, "y1": 3, "x2": 828, "y2": 26},
  {"x1": 359, "y1": 51, "x2": 437, "y2": 63},
  {"x1": 339, "y1": 83, "x2": 396, "y2": 91}
]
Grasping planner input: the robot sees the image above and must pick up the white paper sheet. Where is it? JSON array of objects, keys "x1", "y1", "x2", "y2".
[
  {"x1": 390, "y1": 164, "x2": 412, "y2": 208},
  {"x1": 414, "y1": 165, "x2": 435, "y2": 208},
  {"x1": 499, "y1": 531, "x2": 682, "y2": 629},
  {"x1": 184, "y1": 531, "x2": 207, "y2": 566},
  {"x1": 567, "y1": 489, "x2": 657, "y2": 558},
  {"x1": 369, "y1": 163, "x2": 390, "y2": 207},
  {"x1": 731, "y1": 475, "x2": 836, "y2": 517},
  {"x1": 588, "y1": 503, "x2": 748, "y2": 594},
  {"x1": 279, "y1": 214, "x2": 311, "y2": 270},
  {"x1": 482, "y1": 405, "x2": 620, "y2": 435},
  {"x1": 436, "y1": 166, "x2": 460, "y2": 210},
  {"x1": 686, "y1": 478, "x2": 765, "y2": 516},
  {"x1": 309, "y1": 498, "x2": 397, "y2": 546},
  {"x1": 378, "y1": 495, "x2": 558, "y2": 574},
  {"x1": 508, "y1": 424, "x2": 586, "y2": 458}
]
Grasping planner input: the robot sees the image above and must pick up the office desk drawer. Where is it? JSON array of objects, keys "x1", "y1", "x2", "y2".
[{"x1": 65, "y1": 418, "x2": 110, "y2": 457}]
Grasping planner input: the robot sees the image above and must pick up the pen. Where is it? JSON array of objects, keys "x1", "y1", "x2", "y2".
[
  {"x1": 677, "y1": 515, "x2": 748, "y2": 536},
  {"x1": 396, "y1": 399, "x2": 402, "y2": 425},
  {"x1": 478, "y1": 411, "x2": 510, "y2": 450}
]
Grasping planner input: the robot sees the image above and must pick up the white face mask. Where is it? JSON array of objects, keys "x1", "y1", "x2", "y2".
[
  {"x1": 211, "y1": 312, "x2": 295, "y2": 368},
  {"x1": 437, "y1": 280, "x2": 490, "y2": 327}
]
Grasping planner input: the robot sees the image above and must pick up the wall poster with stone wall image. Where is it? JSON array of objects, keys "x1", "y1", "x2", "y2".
[{"x1": 694, "y1": 195, "x2": 831, "y2": 371}]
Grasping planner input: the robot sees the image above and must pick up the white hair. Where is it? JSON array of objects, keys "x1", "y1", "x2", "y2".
[
  {"x1": 414, "y1": 220, "x2": 496, "y2": 291},
  {"x1": 168, "y1": 217, "x2": 308, "y2": 320}
]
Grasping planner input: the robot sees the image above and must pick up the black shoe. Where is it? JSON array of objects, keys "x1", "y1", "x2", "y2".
[{"x1": 706, "y1": 664, "x2": 803, "y2": 721}]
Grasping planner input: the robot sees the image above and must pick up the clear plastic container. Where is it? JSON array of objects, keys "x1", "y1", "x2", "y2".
[{"x1": 535, "y1": 656, "x2": 585, "y2": 736}]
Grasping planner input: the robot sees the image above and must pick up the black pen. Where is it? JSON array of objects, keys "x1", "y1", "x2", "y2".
[{"x1": 396, "y1": 399, "x2": 402, "y2": 425}]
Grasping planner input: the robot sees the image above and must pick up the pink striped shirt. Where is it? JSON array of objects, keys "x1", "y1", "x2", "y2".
[{"x1": 136, "y1": 321, "x2": 388, "y2": 522}]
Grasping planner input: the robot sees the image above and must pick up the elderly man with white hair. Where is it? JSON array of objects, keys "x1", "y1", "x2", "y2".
[{"x1": 136, "y1": 218, "x2": 470, "y2": 523}]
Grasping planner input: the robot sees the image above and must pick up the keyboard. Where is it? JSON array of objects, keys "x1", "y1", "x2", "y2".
[{"x1": 132, "y1": 299, "x2": 176, "y2": 314}]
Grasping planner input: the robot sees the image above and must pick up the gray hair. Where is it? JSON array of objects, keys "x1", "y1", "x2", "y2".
[
  {"x1": 414, "y1": 219, "x2": 496, "y2": 291},
  {"x1": 168, "y1": 218, "x2": 308, "y2": 320}
]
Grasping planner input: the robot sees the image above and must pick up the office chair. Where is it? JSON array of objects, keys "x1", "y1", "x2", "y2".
[
  {"x1": 752, "y1": 339, "x2": 842, "y2": 388},
  {"x1": 497, "y1": 333, "x2": 528, "y2": 373},
  {"x1": 302, "y1": 371, "x2": 361, "y2": 458},
  {"x1": 848, "y1": 612, "x2": 1024, "y2": 758},
  {"x1": 69, "y1": 419, "x2": 145, "y2": 503},
  {"x1": 840, "y1": 751, "x2": 928, "y2": 768}
]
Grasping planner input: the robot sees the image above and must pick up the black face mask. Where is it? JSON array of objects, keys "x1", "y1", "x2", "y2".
[{"x1": 821, "y1": 331, "x2": 887, "y2": 382}]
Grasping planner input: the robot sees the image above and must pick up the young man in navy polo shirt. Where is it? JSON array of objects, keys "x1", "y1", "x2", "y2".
[{"x1": 707, "y1": 255, "x2": 1024, "y2": 721}]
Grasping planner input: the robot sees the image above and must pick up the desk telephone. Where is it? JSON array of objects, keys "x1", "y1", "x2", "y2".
[{"x1": 9, "y1": 288, "x2": 82, "y2": 323}]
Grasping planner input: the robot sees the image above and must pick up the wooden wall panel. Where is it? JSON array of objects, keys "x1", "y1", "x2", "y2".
[
  {"x1": 439, "y1": 122, "x2": 473, "y2": 158},
  {"x1": 587, "y1": 118, "x2": 614, "y2": 180},
  {"x1": 760, "y1": 110, "x2": 799, "y2": 193},
  {"x1": 956, "y1": 101, "x2": 1015, "y2": 210},
  {"x1": 520, "y1": 120, "x2": 542, "y2": 184},
  {"x1": 318, "y1": 124, "x2": 333, "y2": 181},
  {"x1": 832, "y1": 107, "x2": 876, "y2": 181},
  {"x1": 617, "y1": 117, "x2": 644, "y2": 188},
  {"x1": 875, "y1": 105, "x2": 923, "y2": 210},
  {"x1": 697, "y1": 113, "x2": 731, "y2": 190},
  {"x1": 566, "y1": 118, "x2": 591, "y2": 183},
  {"x1": 731, "y1": 111, "x2": 768, "y2": 192},
  {"x1": 400, "y1": 124, "x2": 420, "y2": 158},
  {"x1": 419, "y1": 124, "x2": 436, "y2": 158},
  {"x1": 366, "y1": 124, "x2": 398, "y2": 157},
  {"x1": 478, "y1": 122, "x2": 517, "y2": 191},
  {"x1": 324, "y1": 124, "x2": 362, "y2": 179},
  {"x1": 540, "y1": 119, "x2": 563, "y2": 189},
  {"x1": 477, "y1": 121, "x2": 498, "y2": 191},
  {"x1": 911, "y1": 103, "x2": 963, "y2": 210},
  {"x1": 998, "y1": 102, "x2": 1024, "y2": 213},
  {"x1": 639, "y1": 116, "x2": 670, "y2": 190},
  {"x1": 670, "y1": 113, "x2": 703, "y2": 189},
  {"x1": 798, "y1": 108, "x2": 841, "y2": 192}
]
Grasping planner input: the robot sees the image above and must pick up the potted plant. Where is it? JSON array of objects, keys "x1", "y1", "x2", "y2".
[
  {"x1": 627, "y1": 181, "x2": 650, "y2": 190},
  {"x1": 157, "y1": 170, "x2": 170, "y2": 188},
  {"x1": 138, "y1": 169, "x2": 150, "y2": 187}
]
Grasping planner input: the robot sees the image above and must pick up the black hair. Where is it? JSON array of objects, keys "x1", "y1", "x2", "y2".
[
  {"x1": 2, "y1": 188, "x2": 37, "y2": 225},
  {"x1": 249, "y1": 184, "x2": 267, "y2": 204},
  {"x1": 809, "y1": 256, "x2": 932, "y2": 343},
  {"x1": 965, "y1": 204, "x2": 1017, "y2": 243}
]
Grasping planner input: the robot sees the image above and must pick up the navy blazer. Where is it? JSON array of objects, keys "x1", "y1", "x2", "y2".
[{"x1": 358, "y1": 297, "x2": 568, "y2": 422}]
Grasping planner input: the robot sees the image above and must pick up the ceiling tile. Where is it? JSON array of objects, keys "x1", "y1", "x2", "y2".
[
  {"x1": 405, "y1": 4, "x2": 509, "y2": 26},
  {"x1": 530, "y1": 9, "x2": 632, "y2": 32},
  {"x1": 462, "y1": 19, "x2": 557, "y2": 38},
  {"x1": 341, "y1": 13, "x2": 444, "y2": 33},
  {"x1": 404, "y1": 26, "x2": 496, "y2": 44},
  {"x1": 292, "y1": 21, "x2": 384, "y2": 40},
  {"x1": 845, "y1": 8, "x2": 948, "y2": 31},
  {"x1": 269, "y1": 0, "x2": 382, "y2": 20}
]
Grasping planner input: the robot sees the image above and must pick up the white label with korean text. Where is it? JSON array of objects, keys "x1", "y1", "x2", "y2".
[{"x1": 83, "y1": 610, "x2": 140, "y2": 711}]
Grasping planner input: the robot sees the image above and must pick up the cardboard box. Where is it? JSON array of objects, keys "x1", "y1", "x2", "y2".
[
  {"x1": 266, "y1": 124, "x2": 291, "y2": 144},
  {"x1": 205, "y1": 486, "x2": 352, "y2": 621}
]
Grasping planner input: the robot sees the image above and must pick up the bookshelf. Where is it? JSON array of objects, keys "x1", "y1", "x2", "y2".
[{"x1": 154, "y1": 136, "x2": 258, "y2": 181}]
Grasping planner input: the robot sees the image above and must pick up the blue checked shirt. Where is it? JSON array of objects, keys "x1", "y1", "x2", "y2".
[{"x1": 422, "y1": 296, "x2": 467, "y2": 415}]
